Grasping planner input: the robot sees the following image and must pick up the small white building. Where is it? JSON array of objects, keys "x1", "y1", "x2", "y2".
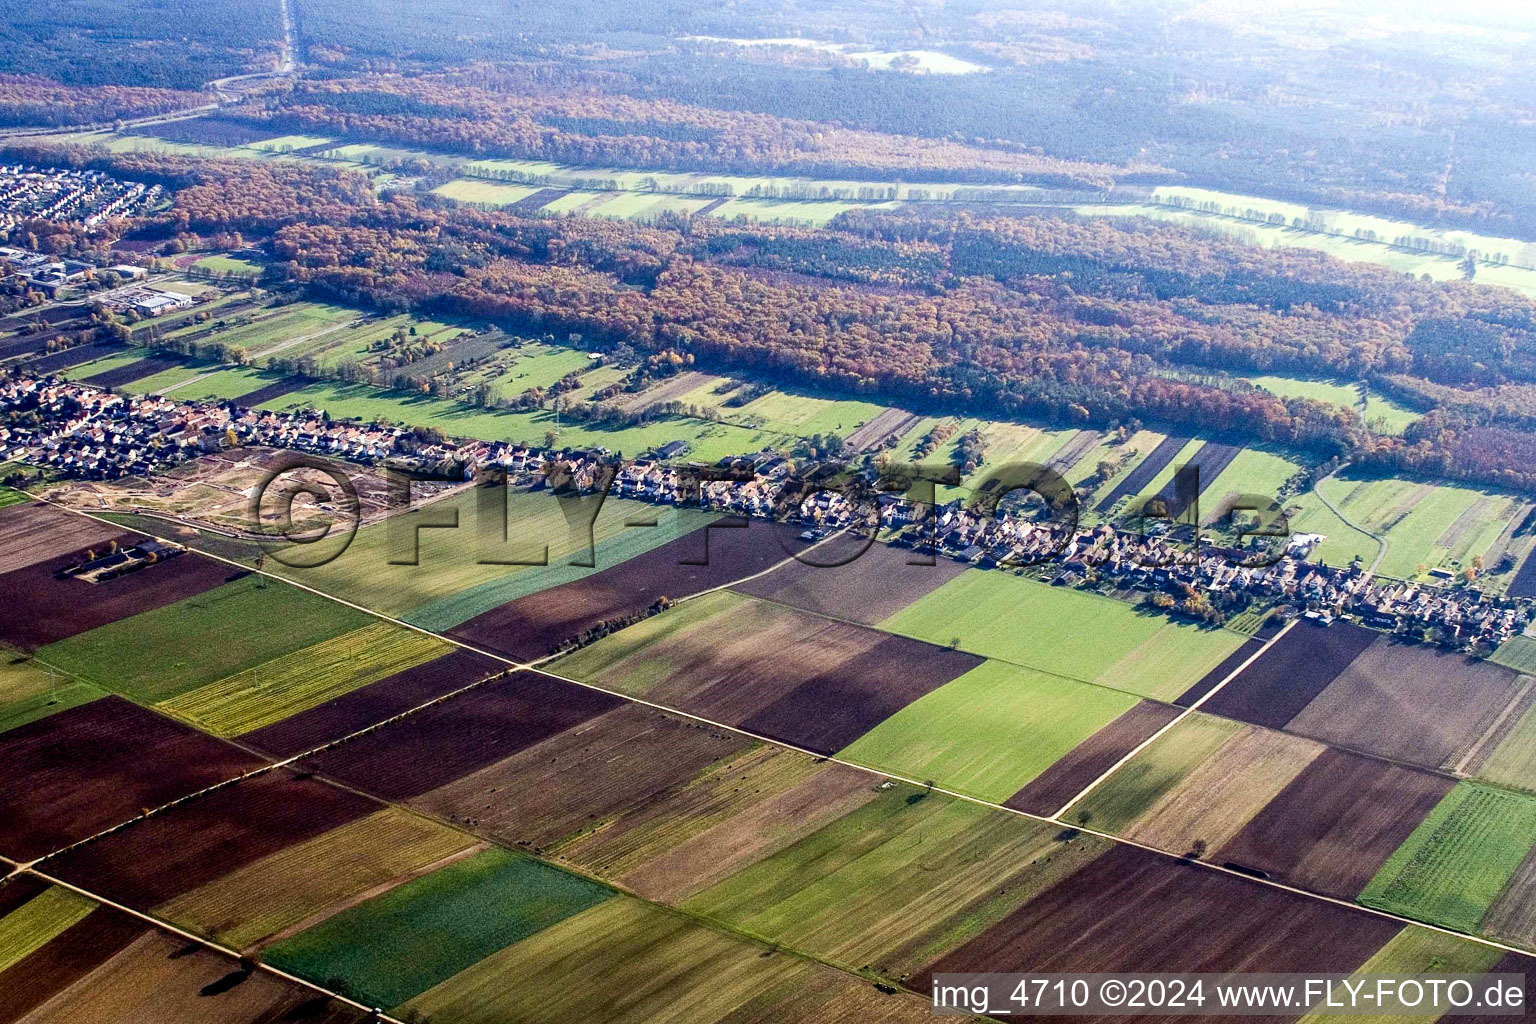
[{"x1": 131, "y1": 289, "x2": 194, "y2": 317}]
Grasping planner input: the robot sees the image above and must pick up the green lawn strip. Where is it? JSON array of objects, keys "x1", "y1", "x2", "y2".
[
  {"x1": 0, "y1": 887, "x2": 98, "y2": 973},
  {"x1": 835, "y1": 661, "x2": 1137, "y2": 803},
  {"x1": 1490, "y1": 635, "x2": 1536, "y2": 674},
  {"x1": 550, "y1": 589, "x2": 745, "y2": 693},
  {"x1": 118, "y1": 359, "x2": 222, "y2": 396},
  {"x1": 168, "y1": 365, "x2": 296, "y2": 402},
  {"x1": 263, "y1": 848, "x2": 613, "y2": 1010},
  {"x1": 0, "y1": 488, "x2": 29, "y2": 510},
  {"x1": 683, "y1": 785, "x2": 1106, "y2": 971},
  {"x1": 155, "y1": 622, "x2": 450, "y2": 736},
  {"x1": 272, "y1": 489, "x2": 684, "y2": 620},
  {"x1": 879, "y1": 572, "x2": 1164, "y2": 684},
  {"x1": 400, "y1": 898, "x2": 812, "y2": 1024},
  {"x1": 1095, "y1": 622, "x2": 1248, "y2": 702},
  {"x1": 1064, "y1": 713, "x2": 1242, "y2": 833},
  {"x1": 57, "y1": 346, "x2": 152, "y2": 381},
  {"x1": 260, "y1": 380, "x2": 785, "y2": 461},
  {"x1": 1473, "y1": 699, "x2": 1536, "y2": 794},
  {"x1": 35, "y1": 575, "x2": 372, "y2": 703},
  {"x1": 403, "y1": 507, "x2": 716, "y2": 632},
  {"x1": 1301, "y1": 925, "x2": 1503, "y2": 1024},
  {"x1": 1359, "y1": 782, "x2": 1536, "y2": 934}
]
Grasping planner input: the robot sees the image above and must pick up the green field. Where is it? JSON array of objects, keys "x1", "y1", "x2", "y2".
[
  {"x1": 431, "y1": 180, "x2": 541, "y2": 206},
  {"x1": 265, "y1": 848, "x2": 613, "y2": 1010},
  {"x1": 1065, "y1": 713, "x2": 1242, "y2": 832},
  {"x1": 58, "y1": 346, "x2": 152, "y2": 381},
  {"x1": 0, "y1": 887, "x2": 97, "y2": 973},
  {"x1": 1201, "y1": 448, "x2": 1303, "y2": 515},
  {"x1": 676, "y1": 381, "x2": 887, "y2": 438},
  {"x1": 155, "y1": 621, "x2": 451, "y2": 736},
  {"x1": 835, "y1": 661, "x2": 1138, "y2": 802},
  {"x1": 1302, "y1": 926, "x2": 1504, "y2": 1024},
  {"x1": 193, "y1": 254, "x2": 266, "y2": 277},
  {"x1": 36, "y1": 575, "x2": 372, "y2": 703},
  {"x1": 260, "y1": 380, "x2": 783, "y2": 460},
  {"x1": 684, "y1": 784, "x2": 1110, "y2": 972},
  {"x1": 1308, "y1": 474, "x2": 1524, "y2": 581},
  {"x1": 1242, "y1": 374, "x2": 1421, "y2": 434},
  {"x1": 400, "y1": 898, "x2": 816, "y2": 1024},
  {"x1": 270, "y1": 488, "x2": 700, "y2": 621},
  {"x1": 879, "y1": 572, "x2": 1244, "y2": 700},
  {"x1": 1359, "y1": 782, "x2": 1536, "y2": 933},
  {"x1": 119, "y1": 359, "x2": 223, "y2": 396},
  {"x1": 159, "y1": 365, "x2": 294, "y2": 402},
  {"x1": 0, "y1": 654, "x2": 104, "y2": 735},
  {"x1": 1490, "y1": 635, "x2": 1536, "y2": 674},
  {"x1": 404, "y1": 506, "x2": 716, "y2": 632},
  {"x1": 1473, "y1": 699, "x2": 1536, "y2": 794}
]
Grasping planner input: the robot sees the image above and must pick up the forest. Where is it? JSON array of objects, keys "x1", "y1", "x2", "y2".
[{"x1": 14, "y1": 143, "x2": 1536, "y2": 490}]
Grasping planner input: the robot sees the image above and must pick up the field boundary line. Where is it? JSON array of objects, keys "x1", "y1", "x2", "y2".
[
  {"x1": 18, "y1": 494, "x2": 1536, "y2": 965},
  {"x1": 1047, "y1": 618, "x2": 1299, "y2": 818},
  {"x1": 18, "y1": 865, "x2": 407, "y2": 1023}
]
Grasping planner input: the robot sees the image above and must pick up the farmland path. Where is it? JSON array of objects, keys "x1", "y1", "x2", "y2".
[
  {"x1": 1314, "y1": 465, "x2": 1388, "y2": 575},
  {"x1": 19, "y1": 492, "x2": 1536, "y2": 970},
  {"x1": 1049, "y1": 618, "x2": 1299, "y2": 818}
]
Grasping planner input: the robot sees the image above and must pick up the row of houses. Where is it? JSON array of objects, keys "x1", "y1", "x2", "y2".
[
  {"x1": 2, "y1": 370, "x2": 1528, "y2": 650},
  {"x1": 0, "y1": 166, "x2": 162, "y2": 228}
]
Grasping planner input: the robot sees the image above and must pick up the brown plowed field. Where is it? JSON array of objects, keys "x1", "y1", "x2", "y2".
[
  {"x1": 448, "y1": 519, "x2": 796, "y2": 661},
  {"x1": 17, "y1": 928, "x2": 367, "y2": 1024},
  {"x1": 1123, "y1": 725, "x2": 1325, "y2": 856},
  {"x1": 1480, "y1": 847, "x2": 1536, "y2": 948},
  {"x1": 913, "y1": 844, "x2": 1398, "y2": 1010},
  {"x1": 0, "y1": 542, "x2": 237, "y2": 649},
  {"x1": 45, "y1": 770, "x2": 375, "y2": 907},
  {"x1": 1156, "y1": 441, "x2": 1241, "y2": 519},
  {"x1": 28, "y1": 342, "x2": 127, "y2": 374},
  {"x1": 732, "y1": 539, "x2": 970, "y2": 626},
  {"x1": 1173, "y1": 637, "x2": 1263, "y2": 707},
  {"x1": 0, "y1": 504, "x2": 120, "y2": 574},
  {"x1": 1199, "y1": 622, "x2": 1377, "y2": 729},
  {"x1": 1284, "y1": 639, "x2": 1524, "y2": 770},
  {"x1": 1005, "y1": 701, "x2": 1182, "y2": 816},
  {"x1": 80, "y1": 356, "x2": 183, "y2": 389},
  {"x1": 620, "y1": 598, "x2": 981, "y2": 754},
  {"x1": 0, "y1": 906, "x2": 149, "y2": 1023},
  {"x1": 0, "y1": 697, "x2": 263, "y2": 861},
  {"x1": 844, "y1": 407, "x2": 915, "y2": 451},
  {"x1": 1216, "y1": 749, "x2": 1454, "y2": 899},
  {"x1": 228, "y1": 376, "x2": 309, "y2": 407},
  {"x1": 240, "y1": 649, "x2": 503, "y2": 757},
  {"x1": 617, "y1": 762, "x2": 881, "y2": 902},
  {"x1": 416, "y1": 704, "x2": 751, "y2": 850},
  {"x1": 1095, "y1": 435, "x2": 1189, "y2": 512},
  {"x1": 0, "y1": 873, "x2": 48, "y2": 917},
  {"x1": 299, "y1": 670, "x2": 623, "y2": 800},
  {"x1": 1450, "y1": 952, "x2": 1536, "y2": 1024}
]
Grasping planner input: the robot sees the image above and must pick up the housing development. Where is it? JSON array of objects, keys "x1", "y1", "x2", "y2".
[{"x1": 2, "y1": 1, "x2": 1536, "y2": 1022}]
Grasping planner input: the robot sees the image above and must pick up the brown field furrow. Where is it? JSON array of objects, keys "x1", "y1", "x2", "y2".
[
  {"x1": 27, "y1": 342, "x2": 126, "y2": 374},
  {"x1": 554, "y1": 744, "x2": 826, "y2": 879},
  {"x1": 1095, "y1": 435, "x2": 1190, "y2": 513},
  {"x1": 1216, "y1": 748, "x2": 1455, "y2": 899},
  {"x1": 844, "y1": 407, "x2": 915, "y2": 452},
  {"x1": 239, "y1": 648, "x2": 503, "y2": 758},
  {"x1": 1200, "y1": 622, "x2": 1376, "y2": 730},
  {"x1": 44, "y1": 770, "x2": 376, "y2": 908},
  {"x1": 0, "y1": 543, "x2": 238, "y2": 650},
  {"x1": 79, "y1": 357, "x2": 183, "y2": 390},
  {"x1": 299, "y1": 670, "x2": 624, "y2": 801},
  {"x1": 1045, "y1": 428, "x2": 1103, "y2": 474},
  {"x1": 0, "y1": 504, "x2": 120, "y2": 575},
  {"x1": 14, "y1": 928, "x2": 366, "y2": 1024},
  {"x1": 616, "y1": 370, "x2": 712, "y2": 412},
  {"x1": 1173, "y1": 637, "x2": 1264, "y2": 707},
  {"x1": 1285, "y1": 638, "x2": 1523, "y2": 770},
  {"x1": 1005, "y1": 701, "x2": 1182, "y2": 816},
  {"x1": 1123, "y1": 725, "x2": 1325, "y2": 856},
  {"x1": 0, "y1": 908, "x2": 148, "y2": 1023},
  {"x1": 449, "y1": 519, "x2": 798, "y2": 662},
  {"x1": 0, "y1": 697, "x2": 263, "y2": 862},
  {"x1": 416, "y1": 703, "x2": 752, "y2": 851},
  {"x1": 1479, "y1": 847, "x2": 1536, "y2": 949},
  {"x1": 912, "y1": 844, "x2": 1399, "y2": 1020},
  {"x1": 618, "y1": 763, "x2": 882, "y2": 903},
  {"x1": 733, "y1": 540, "x2": 970, "y2": 626}
]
